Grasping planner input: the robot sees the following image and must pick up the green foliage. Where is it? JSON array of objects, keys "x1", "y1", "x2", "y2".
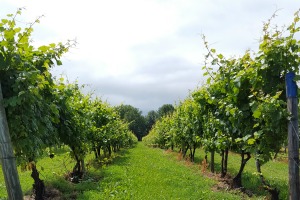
[
  {"x1": 157, "y1": 104, "x2": 175, "y2": 119},
  {"x1": 0, "y1": 7, "x2": 298, "y2": 199},
  {"x1": 54, "y1": 78, "x2": 137, "y2": 175},
  {"x1": 146, "y1": 9, "x2": 300, "y2": 193},
  {"x1": 144, "y1": 98, "x2": 202, "y2": 161},
  {"x1": 144, "y1": 110, "x2": 159, "y2": 134},
  {"x1": 196, "y1": 9, "x2": 300, "y2": 164},
  {"x1": 54, "y1": 80, "x2": 91, "y2": 171},
  {"x1": 144, "y1": 115, "x2": 172, "y2": 148},
  {"x1": 0, "y1": 8, "x2": 71, "y2": 163},
  {"x1": 143, "y1": 104, "x2": 175, "y2": 136},
  {"x1": 0, "y1": 9, "x2": 137, "y2": 196},
  {"x1": 115, "y1": 104, "x2": 146, "y2": 141}
]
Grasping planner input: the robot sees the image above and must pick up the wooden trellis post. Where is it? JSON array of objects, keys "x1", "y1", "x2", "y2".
[
  {"x1": 286, "y1": 72, "x2": 300, "y2": 200},
  {"x1": 0, "y1": 82, "x2": 23, "y2": 200}
]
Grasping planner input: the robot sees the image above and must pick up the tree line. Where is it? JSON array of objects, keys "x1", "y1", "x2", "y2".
[{"x1": 116, "y1": 103, "x2": 175, "y2": 141}]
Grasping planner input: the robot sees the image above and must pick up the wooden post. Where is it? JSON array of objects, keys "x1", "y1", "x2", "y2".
[
  {"x1": 210, "y1": 150, "x2": 215, "y2": 173},
  {"x1": 0, "y1": 82, "x2": 23, "y2": 200},
  {"x1": 286, "y1": 72, "x2": 300, "y2": 200}
]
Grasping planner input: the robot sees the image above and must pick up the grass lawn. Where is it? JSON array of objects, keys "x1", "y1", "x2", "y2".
[
  {"x1": 77, "y1": 143, "x2": 245, "y2": 200},
  {"x1": 192, "y1": 148, "x2": 288, "y2": 199},
  {"x1": 0, "y1": 143, "x2": 289, "y2": 199}
]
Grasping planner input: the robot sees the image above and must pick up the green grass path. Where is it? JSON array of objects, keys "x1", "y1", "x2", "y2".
[
  {"x1": 78, "y1": 143, "x2": 241, "y2": 200},
  {"x1": 0, "y1": 142, "x2": 289, "y2": 199}
]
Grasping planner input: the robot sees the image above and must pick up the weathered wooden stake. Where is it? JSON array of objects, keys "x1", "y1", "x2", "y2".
[
  {"x1": 286, "y1": 72, "x2": 300, "y2": 200},
  {"x1": 210, "y1": 150, "x2": 215, "y2": 173},
  {"x1": 0, "y1": 82, "x2": 23, "y2": 200}
]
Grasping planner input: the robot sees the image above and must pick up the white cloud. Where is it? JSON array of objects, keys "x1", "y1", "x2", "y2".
[{"x1": 1, "y1": 0, "x2": 300, "y2": 113}]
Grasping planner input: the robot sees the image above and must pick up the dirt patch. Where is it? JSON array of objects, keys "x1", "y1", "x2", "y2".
[
  {"x1": 165, "y1": 149, "x2": 173, "y2": 154},
  {"x1": 23, "y1": 185, "x2": 67, "y2": 200},
  {"x1": 204, "y1": 172, "x2": 255, "y2": 199}
]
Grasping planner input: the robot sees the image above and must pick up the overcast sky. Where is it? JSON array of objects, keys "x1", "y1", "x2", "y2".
[{"x1": 1, "y1": 1, "x2": 300, "y2": 114}]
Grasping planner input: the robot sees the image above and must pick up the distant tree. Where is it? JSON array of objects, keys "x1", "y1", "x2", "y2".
[
  {"x1": 157, "y1": 104, "x2": 175, "y2": 119},
  {"x1": 115, "y1": 105, "x2": 146, "y2": 141},
  {"x1": 145, "y1": 110, "x2": 159, "y2": 134}
]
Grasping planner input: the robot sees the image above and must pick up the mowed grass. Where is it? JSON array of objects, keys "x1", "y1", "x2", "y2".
[
  {"x1": 193, "y1": 149, "x2": 288, "y2": 199},
  {"x1": 78, "y1": 143, "x2": 241, "y2": 200},
  {"x1": 0, "y1": 143, "x2": 289, "y2": 199},
  {"x1": 0, "y1": 163, "x2": 33, "y2": 199},
  {"x1": 0, "y1": 146, "x2": 88, "y2": 199}
]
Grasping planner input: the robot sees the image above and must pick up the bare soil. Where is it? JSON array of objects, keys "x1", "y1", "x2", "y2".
[{"x1": 23, "y1": 185, "x2": 66, "y2": 200}]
